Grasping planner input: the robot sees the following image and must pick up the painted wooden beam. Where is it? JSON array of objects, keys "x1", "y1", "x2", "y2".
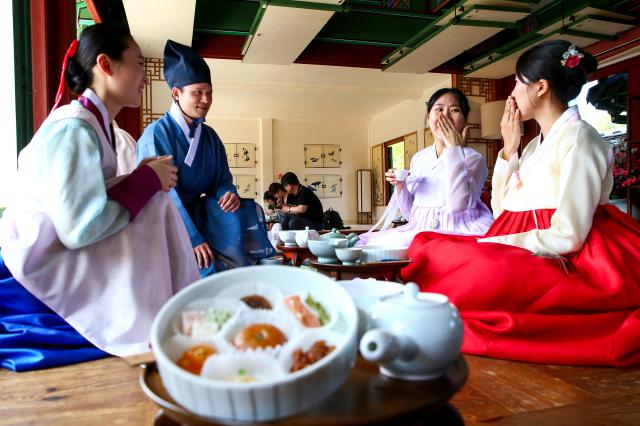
[{"x1": 122, "y1": 0, "x2": 196, "y2": 58}]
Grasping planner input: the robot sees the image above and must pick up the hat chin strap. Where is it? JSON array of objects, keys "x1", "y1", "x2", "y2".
[{"x1": 174, "y1": 98, "x2": 199, "y2": 122}]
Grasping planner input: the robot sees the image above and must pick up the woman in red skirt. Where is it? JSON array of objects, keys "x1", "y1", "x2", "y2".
[{"x1": 401, "y1": 40, "x2": 640, "y2": 367}]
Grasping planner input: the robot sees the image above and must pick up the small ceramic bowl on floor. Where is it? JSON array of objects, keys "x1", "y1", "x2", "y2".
[
  {"x1": 259, "y1": 256, "x2": 284, "y2": 265},
  {"x1": 307, "y1": 240, "x2": 338, "y2": 264},
  {"x1": 335, "y1": 247, "x2": 362, "y2": 265},
  {"x1": 279, "y1": 231, "x2": 297, "y2": 247}
]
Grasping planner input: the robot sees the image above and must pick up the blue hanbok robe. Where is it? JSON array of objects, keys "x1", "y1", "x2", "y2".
[{"x1": 137, "y1": 104, "x2": 274, "y2": 276}]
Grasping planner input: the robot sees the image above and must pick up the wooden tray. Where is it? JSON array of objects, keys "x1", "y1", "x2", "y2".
[{"x1": 140, "y1": 356, "x2": 468, "y2": 426}]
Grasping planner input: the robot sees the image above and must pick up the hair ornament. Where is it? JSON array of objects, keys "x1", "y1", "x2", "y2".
[
  {"x1": 560, "y1": 44, "x2": 583, "y2": 69},
  {"x1": 52, "y1": 39, "x2": 79, "y2": 111}
]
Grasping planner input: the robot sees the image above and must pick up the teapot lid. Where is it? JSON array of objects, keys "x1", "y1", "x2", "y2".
[
  {"x1": 324, "y1": 228, "x2": 346, "y2": 239},
  {"x1": 382, "y1": 283, "x2": 448, "y2": 307}
]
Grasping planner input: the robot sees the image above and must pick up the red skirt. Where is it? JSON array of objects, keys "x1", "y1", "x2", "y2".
[{"x1": 400, "y1": 205, "x2": 640, "y2": 366}]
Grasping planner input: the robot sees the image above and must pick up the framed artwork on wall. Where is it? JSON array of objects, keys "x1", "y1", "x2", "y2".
[
  {"x1": 404, "y1": 131, "x2": 418, "y2": 166},
  {"x1": 304, "y1": 144, "x2": 342, "y2": 167},
  {"x1": 323, "y1": 144, "x2": 341, "y2": 167},
  {"x1": 371, "y1": 143, "x2": 384, "y2": 206},
  {"x1": 224, "y1": 143, "x2": 257, "y2": 168},
  {"x1": 305, "y1": 174, "x2": 342, "y2": 198},
  {"x1": 233, "y1": 174, "x2": 257, "y2": 198},
  {"x1": 223, "y1": 143, "x2": 235, "y2": 167},
  {"x1": 304, "y1": 145, "x2": 323, "y2": 167}
]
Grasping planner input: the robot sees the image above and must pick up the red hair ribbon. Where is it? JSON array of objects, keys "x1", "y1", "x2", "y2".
[{"x1": 52, "y1": 39, "x2": 79, "y2": 111}]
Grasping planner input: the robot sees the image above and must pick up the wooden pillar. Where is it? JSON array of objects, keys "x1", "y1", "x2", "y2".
[{"x1": 30, "y1": 0, "x2": 76, "y2": 132}]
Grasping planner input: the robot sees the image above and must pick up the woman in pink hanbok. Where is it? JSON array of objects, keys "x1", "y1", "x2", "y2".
[{"x1": 358, "y1": 88, "x2": 494, "y2": 247}]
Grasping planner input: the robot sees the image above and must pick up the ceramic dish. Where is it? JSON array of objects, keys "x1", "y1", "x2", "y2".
[
  {"x1": 360, "y1": 246, "x2": 409, "y2": 263},
  {"x1": 335, "y1": 247, "x2": 362, "y2": 265},
  {"x1": 151, "y1": 266, "x2": 358, "y2": 422},
  {"x1": 279, "y1": 231, "x2": 297, "y2": 247},
  {"x1": 307, "y1": 239, "x2": 337, "y2": 264}
]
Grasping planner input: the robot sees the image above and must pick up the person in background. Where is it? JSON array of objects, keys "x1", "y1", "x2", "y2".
[
  {"x1": 401, "y1": 40, "x2": 640, "y2": 367},
  {"x1": 278, "y1": 172, "x2": 324, "y2": 231},
  {"x1": 0, "y1": 24, "x2": 198, "y2": 371},
  {"x1": 358, "y1": 88, "x2": 494, "y2": 247},
  {"x1": 268, "y1": 182, "x2": 295, "y2": 207},
  {"x1": 263, "y1": 191, "x2": 278, "y2": 213},
  {"x1": 137, "y1": 40, "x2": 273, "y2": 277}
]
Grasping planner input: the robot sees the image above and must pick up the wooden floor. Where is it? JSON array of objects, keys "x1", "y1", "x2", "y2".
[{"x1": 1, "y1": 355, "x2": 639, "y2": 425}]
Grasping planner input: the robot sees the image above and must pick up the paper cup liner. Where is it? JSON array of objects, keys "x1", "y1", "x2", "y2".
[
  {"x1": 173, "y1": 298, "x2": 247, "y2": 337},
  {"x1": 282, "y1": 290, "x2": 339, "y2": 331},
  {"x1": 164, "y1": 333, "x2": 228, "y2": 369},
  {"x1": 223, "y1": 310, "x2": 301, "y2": 357},
  {"x1": 277, "y1": 329, "x2": 345, "y2": 375},
  {"x1": 216, "y1": 282, "x2": 284, "y2": 311},
  {"x1": 200, "y1": 352, "x2": 287, "y2": 385}
]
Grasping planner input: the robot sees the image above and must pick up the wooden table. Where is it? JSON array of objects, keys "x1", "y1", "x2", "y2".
[
  {"x1": 142, "y1": 356, "x2": 467, "y2": 425},
  {"x1": 276, "y1": 244, "x2": 313, "y2": 267},
  {"x1": 308, "y1": 259, "x2": 410, "y2": 281},
  {"x1": 2, "y1": 354, "x2": 640, "y2": 425}
]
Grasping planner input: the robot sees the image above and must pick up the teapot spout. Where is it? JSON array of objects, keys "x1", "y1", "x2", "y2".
[{"x1": 359, "y1": 329, "x2": 418, "y2": 364}]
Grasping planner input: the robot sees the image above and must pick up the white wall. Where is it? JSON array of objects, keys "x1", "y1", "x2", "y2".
[
  {"x1": 0, "y1": 0, "x2": 17, "y2": 208},
  {"x1": 272, "y1": 118, "x2": 369, "y2": 223}
]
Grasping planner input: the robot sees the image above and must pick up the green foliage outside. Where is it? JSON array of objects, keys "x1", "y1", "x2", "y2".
[
  {"x1": 390, "y1": 142, "x2": 404, "y2": 171},
  {"x1": 76, "y1": 1, "x2": 95, "y2": 36}
]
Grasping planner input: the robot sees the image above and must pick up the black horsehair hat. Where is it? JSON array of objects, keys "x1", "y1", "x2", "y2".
[{"x1": 163, "y1": 39, "x2": 211, "y2": 88}]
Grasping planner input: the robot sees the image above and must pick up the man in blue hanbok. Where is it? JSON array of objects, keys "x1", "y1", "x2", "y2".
[{"x1": 137, "y1": 40, "x2": 273, "y2": 276}]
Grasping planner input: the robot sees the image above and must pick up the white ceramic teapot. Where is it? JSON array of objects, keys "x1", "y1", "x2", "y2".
[{"x1": 359, "y1": 283, "x2": 463, "y2": 381}]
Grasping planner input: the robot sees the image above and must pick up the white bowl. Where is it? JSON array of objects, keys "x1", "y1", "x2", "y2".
[
  {"x1": 279, "y1": 230, "x2": 297, "y2": 246},
  {"x1": 335, "y1": 247, "x2": 362, "y2": 265},
  {"x1": 361, "y1": 245, "x2": 408, "y2": 263},
  {"x1": 307, "y1": 239, "x2": 338, "y2": 264},
  {"x1": 151, "y1": 266, "x2": 358, "y2": 422}
]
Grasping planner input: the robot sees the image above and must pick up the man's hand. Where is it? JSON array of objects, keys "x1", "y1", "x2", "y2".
[
  {"x1": 218, "y1": 191, "x2": 240, "y2": 212},
  {"x1": 193, "y1": 242, "x2": 215, "y2": 269}
]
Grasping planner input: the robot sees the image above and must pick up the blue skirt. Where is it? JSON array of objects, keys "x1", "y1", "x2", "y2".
[{"x1": 0, "y1": 250, "x2": 107, "y2": 372}]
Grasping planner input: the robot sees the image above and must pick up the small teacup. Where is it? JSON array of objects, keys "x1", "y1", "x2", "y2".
[
  {"x1": 335, "y1": 247, "x2": 362, "y2": 265},
  {"x1": 279, "y1": 230, "x2": 297, "y2": 247},
  {"x1": 394, "y1": 169, "x2": 409, "y2": 181}
]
